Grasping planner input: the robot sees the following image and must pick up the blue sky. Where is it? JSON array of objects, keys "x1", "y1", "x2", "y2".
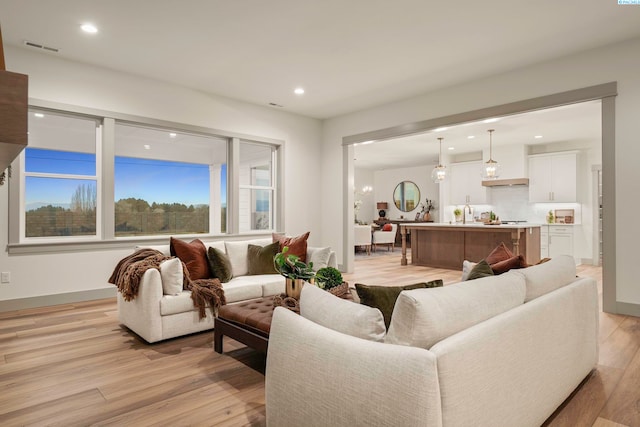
[{"x1": 25, "y1": 148, "x2": 226, "y2": 210}]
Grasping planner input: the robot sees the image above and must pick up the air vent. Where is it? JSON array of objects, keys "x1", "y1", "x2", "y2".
[
  {"x1": 268, "y1": 102, "x2": 284, "y2": 108},
  {"x1": 24, "y1": 40, "x2": 60, "y2": 53}
]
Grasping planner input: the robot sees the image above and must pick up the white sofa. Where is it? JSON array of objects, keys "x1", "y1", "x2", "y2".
[
  {"x1": 117, "y1": 237, "x2": 336, "y2": 343},
  {"x1": 265, "y1": 255, "x2": 598, "y2": 427}
]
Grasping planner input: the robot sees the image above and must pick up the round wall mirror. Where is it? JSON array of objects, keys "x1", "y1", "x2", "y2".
[{"x1": 393, "y1": 181, "x2": 420, "y2": 212}]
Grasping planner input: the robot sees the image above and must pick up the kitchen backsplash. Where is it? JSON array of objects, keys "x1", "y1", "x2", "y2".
[{"x1": 488, "y1": 186, "x2": 581, "y2": 224}]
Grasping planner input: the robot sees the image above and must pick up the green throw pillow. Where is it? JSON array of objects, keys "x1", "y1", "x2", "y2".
[
  {"x1": 355, "y1": 280, "x2": 443, "y2": 328},
  {"x1": 207, "y1": 247, "x2": 233, "y2": 283},
  {"x1": 467, "y1": 259, "x2": 495, "y2": 281},
  {"x1": 247, "y1": 242, "x2": 280, "y2": 275}
]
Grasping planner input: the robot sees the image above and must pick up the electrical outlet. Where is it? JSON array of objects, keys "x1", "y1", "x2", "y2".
[{"x1": 1, "y1": 272, "x2": 10, "y2": 283}]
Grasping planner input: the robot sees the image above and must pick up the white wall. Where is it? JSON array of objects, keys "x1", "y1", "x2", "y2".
[
  {"x1": 0, "y1": 46, "x2": 322, "y2": 303},
  {"x1": 322, "y1": 37, "x2": 640, "y2": 307},
  {"x1": 354, "y1": 168, "x2": 375, "y2": 224},
  {"x1": 373, "y1": 165, "x2": 438, "y2": 222}
]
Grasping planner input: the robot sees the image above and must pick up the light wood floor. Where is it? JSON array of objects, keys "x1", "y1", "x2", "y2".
[{"x1": 0, "y1": 252, "x2": 638, "y2": 426}]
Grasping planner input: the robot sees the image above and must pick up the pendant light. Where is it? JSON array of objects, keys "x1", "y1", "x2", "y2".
[
  {"x1": 482, "y1": 129, "x2": 501, "y2": 180},
  {"x1": 431, "y1": 137, "x2": 447, "y2": 183}
]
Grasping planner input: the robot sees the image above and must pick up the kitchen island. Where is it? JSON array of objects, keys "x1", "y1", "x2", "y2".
[{"x1": 400, "y1": 223, "x2": 541, "y2": 269}]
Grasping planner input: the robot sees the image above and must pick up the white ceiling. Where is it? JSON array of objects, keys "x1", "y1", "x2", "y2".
[
  {"x1": 354, "y1": 100, "x2": 602, "y2": 170},
  {"x1": 1, "y1": 1, "x2": 639, "y2": 119}
]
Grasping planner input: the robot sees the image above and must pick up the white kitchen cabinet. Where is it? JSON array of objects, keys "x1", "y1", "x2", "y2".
[
  {"x1": 528, "y1": 152, "x2": 577, "y2": 202},
  {"x1": 450, "y1": 161, "x2": 487, "y2": 205},
  {"x1": 540, "y1": 226, "x2": 549, "y2": 258},
  {"x1": 547, "y1": 225, "x2": 574, "y2": 259}
]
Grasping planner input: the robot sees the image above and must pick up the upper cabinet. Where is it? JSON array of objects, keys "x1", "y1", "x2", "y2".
[
  {"x1": 450, "y1": 161, "x2": 487, "y2": 205},
  {"x1": 528, "y1": 152, "x2": 577, "y2": 203},
  {"x1": 0, "y1": 25, "x2": 29, "y2": 176}
]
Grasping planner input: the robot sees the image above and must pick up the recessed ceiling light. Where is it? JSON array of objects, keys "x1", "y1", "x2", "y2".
[
  {"x1": 448, "y1": 147, "x2": 455, "y2": 150},
  {"x1": 143, "y1": 144, "x2": 151, "y2": 150},
  {"x1": 169, "y1": 132, "x2": 177, "y2": 138},
  {"x1": 81, "y1": 23, "x2": 98, "y2": 34},
  {"x1": 534, "y1": 135, "x2": 543, "y2": 139},
  {"x1": 483, "y1": 118, "x2": 500, "y2": 123},
  {"x1": 434, "y1": 127, "x2": 448, "y2": 132},
  {"x1": 34, "y1": 113, "x2": 44, "y2": 118},
  {"x1": 467, "y1": 135, "x2": 475, "y2": 139},
  {"x1": 294, "y1": 87, "x2": 305, "y2": 95}
]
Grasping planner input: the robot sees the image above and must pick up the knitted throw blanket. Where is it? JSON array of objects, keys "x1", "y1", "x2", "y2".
[{"x1": 108, "y1": 248, "x2": 226, "y2": 319}]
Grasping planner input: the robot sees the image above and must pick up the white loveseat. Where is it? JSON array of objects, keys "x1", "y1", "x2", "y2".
[
  {"x1": 117, "y1": 237, "x2": 336, "y2": 343},
  {"x1": 265, "y1": 255, "x2": 598, "y2": 427}
]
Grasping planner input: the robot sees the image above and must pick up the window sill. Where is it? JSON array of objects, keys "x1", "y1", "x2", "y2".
[{"x1": 7, "y1": 232, "x2": 275, "y2": 255}]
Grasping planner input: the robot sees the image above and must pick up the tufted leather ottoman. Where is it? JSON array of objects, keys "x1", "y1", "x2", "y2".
[
  {"x1": 214, "y1": 297, "x2": 279, "y2": 354},
  {"x1": 214, "y1": 291, "x2": 353, "y2": 354}
]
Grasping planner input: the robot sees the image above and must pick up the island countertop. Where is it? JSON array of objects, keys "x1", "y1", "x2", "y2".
[
  {"x1": 399, "y1": 222, "x2": 542, "y2": 229},
  {"x1": 399, "y1": 222, "x2": 541, "y2": 269}
]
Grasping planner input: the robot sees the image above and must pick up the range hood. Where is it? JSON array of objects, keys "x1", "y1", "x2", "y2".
[{"x1": 482, "y1": 178, "x2": 529, "y2": 187}]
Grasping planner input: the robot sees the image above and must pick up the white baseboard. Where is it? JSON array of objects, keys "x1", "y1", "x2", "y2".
[{"x1": 0, "y1": 288, "x2": 117, "y2": 313}]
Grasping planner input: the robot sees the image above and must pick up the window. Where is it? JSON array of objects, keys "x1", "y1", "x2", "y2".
[
  {"x1": 11, "y1": 104, "x2": 281, "y2": 248},
  {"x1": 239, "y1": 142, "x2": 275, "y2": 232},
  {"x1": 114, "y1": 124, "x2": 227, "y2": 236},
  {"x1": 24, "y1": 110, "x2": 99, "y2": 238}
]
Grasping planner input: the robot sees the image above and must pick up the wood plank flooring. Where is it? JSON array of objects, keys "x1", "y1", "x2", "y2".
[{"x1": 0, "y1": 252, "x2": 638, "y2": 426}]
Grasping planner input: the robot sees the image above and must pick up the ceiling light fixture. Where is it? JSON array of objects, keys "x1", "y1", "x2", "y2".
[
  {"x1": 294, "y1": 87, "x2": 305, "y2": 95},
  {"x1": 448, "y1": 147, "x2": 455, "y2": 150},
  {"x1": 143, "y1": 144, "x2": 151, "y2": 150},
  {"x1": 34, "y1": 113, "x2": 44, "y2": 118},
  {"x1": 482, "y1": 129, "x2": 501, "y2": 180},
  {"x1": 434, "y1": 127, "x2": 449, "y2": 132},
  {"x1": 431, "y1": 137, "x2": 447, "y2": 183},
  {"x1": 534, "y1": 135, "x2": 543, "y2": 139},
  {"x1": 467, "y1": 135, "x2": 475, "y2": 139},
  {"x1": 169, "y1": 132, "x2": 177, "y2": 138},
  {"x1": 81, "y1": 23, "x2": 98, "y2": 34},
  {"x1": 483, "y1": 118, "x2": 500, "y2": 123}
]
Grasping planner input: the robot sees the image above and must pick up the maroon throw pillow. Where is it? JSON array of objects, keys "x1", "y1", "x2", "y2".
[
  {"x1": 485, "y1": 242, "x2": 514, "y2": 265},
  {"x1": 491, "y1": 255, "x2": 529, "y2": 275},
  {"x1": 382, "y1": 223, "x2": 392, "y2": 231},
  {"x1": 170, "y1": 237, "x2": 210, "y2": 280},
  {"x1": 272, "y1": 232, "x2": 310, "y2": 262}
]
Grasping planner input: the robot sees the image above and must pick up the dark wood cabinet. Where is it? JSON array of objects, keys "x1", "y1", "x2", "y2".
[{"x1": 0, "y1": 70, "x2": 28, "y2": 172}]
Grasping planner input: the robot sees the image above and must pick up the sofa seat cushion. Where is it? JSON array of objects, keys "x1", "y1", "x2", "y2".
[
  {"x1": 515, "y1": 255, "x2": 577, "y2": 302},
  {"x1": 222, "y1": 274, "x2": 283, "y2": 303},
  {"x1": 160, "y1": 291, "x2": 198, "y2": 316},
  {"x1": 385, "y1": 271, "x2": 526, "y2": 349}
]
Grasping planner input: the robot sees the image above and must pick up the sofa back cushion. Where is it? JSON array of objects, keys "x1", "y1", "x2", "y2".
[
  {"x1": 300, "y1": 283, "x2": 386, "y2": 342},
  {"x1": 385, "y1": 271, "x2": 526, "y2": 349},
  {"x1": 225, "y1": 238, "x2": 272, "y2": 277},
  {"x1": 515, "y1": 255, "x2": 577, "y2": 302}
]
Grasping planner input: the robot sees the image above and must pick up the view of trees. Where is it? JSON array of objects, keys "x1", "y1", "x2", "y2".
[
  {"x1": 115, "y1": 197, "x2": 211, "y2": 236},
  {"x1": 25, "y1": 183, "x2": 225, "y2": 237}
]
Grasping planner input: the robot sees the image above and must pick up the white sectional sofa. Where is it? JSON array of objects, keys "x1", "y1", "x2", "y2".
[
  {"x1": 117, "y1": 237, "x2": 336, "y2": 343},
  {"x1": 265, "y1": 255, "x2": 599, "y2": 427}
]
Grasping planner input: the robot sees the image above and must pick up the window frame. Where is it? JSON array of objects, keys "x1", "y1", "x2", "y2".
[{"x1": 8, "y1": 99, "x2": 284, "y2": 254}]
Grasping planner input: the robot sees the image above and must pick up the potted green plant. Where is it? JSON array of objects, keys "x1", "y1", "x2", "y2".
[
  {"x1": 315, "y1": 266, "x2": 349, "y2": 296},
  {"x1": 453, "y1": 207, "x2": 462, "y2": 223},
  {"x1": 273, "y1": 246, "x2": 315, "y2": 299}
]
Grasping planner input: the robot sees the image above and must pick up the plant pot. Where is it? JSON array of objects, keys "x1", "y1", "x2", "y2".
[{"x1": 285, "y1": 278, "x2": 305, "y2": 299}]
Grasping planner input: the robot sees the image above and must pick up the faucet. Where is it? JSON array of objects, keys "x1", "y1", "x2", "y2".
[{"x1": 463, "y1": 204, "x2": 472, "y2": 224}]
